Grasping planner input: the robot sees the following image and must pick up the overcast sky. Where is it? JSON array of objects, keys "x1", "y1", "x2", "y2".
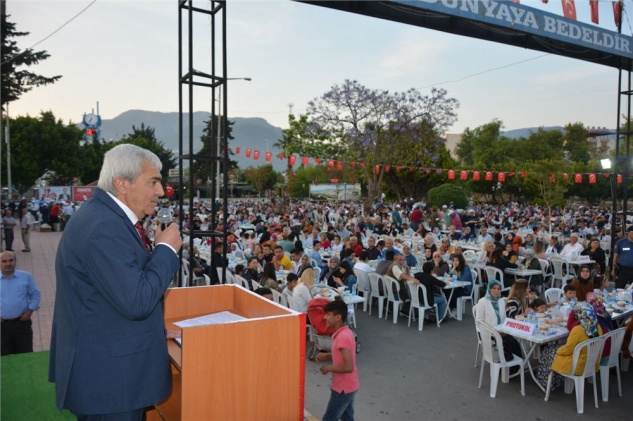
[{"x1": 6, "y1": 0, "x2": 631, "y2": 133}]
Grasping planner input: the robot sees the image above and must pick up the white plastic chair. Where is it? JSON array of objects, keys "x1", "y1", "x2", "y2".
[
  {"x1": 473, "y1": 305, "x2": 482, "y2": 367},
  {"x1": 353, "y1": 268, "x2": 371, "y2": 312},
  {"x1": 233, "y1": 275, "x2": 250, "y2": 290},
  {"x1": 463, "y1": 249, "x2": 476, "y2": 261},
  {"x1": 484, "y1": 266, "x2": 508, "y2": 292},
  {"x1": 181, "y1": 258, "x2": 204, "y2": 288},
  {"x1": 551, "y1": 259, "x2": 574, "y2": 288},
  {"x1": 368, "y1": 272, "x2": 387, "y2": 318},
  {"x1": 271, "y1": 289, "x2": 287, "y2": 307},
  {"x1": 544, "y1": 336, "x2": 604, "y2": 414},
  {"x1": 383, "y1": 275, "x2": 402, "y2": 324},
  {"x1": 476, "y1": 321, "x2": 525, "y2": 398},
  {"x1": 544, "y1": 287, "x2": 564, "y2": 304},
  {"x1": 599, "y1": 327, "x2": 626, "y2": 402},
  {"x1": 456, "y1": 269, "x2": 478, "y2": 321},
  {"x1": 538, "y1": 258, "x2": 553, "y2": 289},
  {"x1": 406, "y1": 281, "x2": 439, "y2": 331}
]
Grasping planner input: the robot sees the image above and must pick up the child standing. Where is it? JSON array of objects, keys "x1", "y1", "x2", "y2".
[{"x1": 316, "y1": 298, "x2": 359, "y2": 421}]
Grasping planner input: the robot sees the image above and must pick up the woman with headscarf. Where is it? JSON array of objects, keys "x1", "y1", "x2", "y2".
[
  {"x1": 321, "y1": 255, "x2": 342, "y2": 288},
  {"x1": 536, "y1": 301, "x2": 603, "y2": 390},
  {"x1": 294, "y1": 253, "x2": 313, "y2": 278},
  {"x1": 475, "y1": 280, "x2": 523, "y2": 363},
  {"x1": 567, "y1": 291, "x2": 612, "y2": 363},
  {"x1": 569, "y1": 265, "x2": 595, "y2": 302},
  {"x1": 331, "y1": 260, "x2": 357, "y2": 292}
]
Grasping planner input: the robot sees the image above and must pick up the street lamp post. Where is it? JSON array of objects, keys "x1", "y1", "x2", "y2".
[{"x1": 214, "y1": 77, "x2": 251, "y2": 199}]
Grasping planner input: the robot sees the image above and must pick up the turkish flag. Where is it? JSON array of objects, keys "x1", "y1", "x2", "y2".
[
  {"x1": 603, "y1": 173, "x2": 610, "y2": 178},
  {"x1": 375, "y1": 165, "x2": 381, "y2": 175},
  {"x1": 265, "y1": 151, "x2": 272, "y2": 162},
  {"x1": 336, "y1": 161, "x2": 343, "y2": 171},
  {"x1": 384, "y1": 165, "x2": 390, "y2": 172},
  {"x1": 327, "y1": 160, "x2": 335, "y2": 169},
  {"x1": 253, "y1": 150, "x2": 260, "y2": 160},
  {"x1": 460, "y1": 170, "x2": 468, "y2": 180},
  {"x1": 359, "y1": 162, "x2": 365, "y2": 167},
  {"x1": 350, "y1": 161, "x2": 356, "y2": 167},
  {"x1": 614, "y1": 1, "x2": 622, "y2": 27},
  {"x1": 498, "y1": 172, "x2": 505, "y2": 182},
  {"x1": 409, "y1": 167, "x2": 415, "y2": 172},
  {"x1": 448, "y1": 169, "x2": 455, "y2": 180},
  {"x1": 302, "y1": 156, "x2": 309, "y2": 166},
  {"x1": 561, "y1": 0, "x2": 577, "y2": 20},
  {"x1": 590, "y1": 0, "x2": 599, "y2": 24},
  {"x1": 473, "y1": 171, "x2": 480, "y2": 181},
  {"x1": 397, "y1": 166, "x2": 404, "y2": 172},
  {"x1": 289, "y1": 155, "x2": 296, "y2": 166},
  {"x1": 485, "y1": 171, "x2": 493, "y2": 181},
  {"x1": 165, "y1": 183, "x2": 174, "y2": 197},
  {"x1": 278, "y1": 153, "x2": 285, "y2": 160},
  {"x1": 618, "y1": 174, "x2": 623, "y2": 183},
  {"x1": 550, "y1": 175, "x2": 556, "y2": 183},
  {"x1": 245, "y1": 148, "x2": 252, "y2": 158},
  {"x1": 314, "y1": 158, "x2": 321, "y2": 164},
  {"x1": 589, "y1": 173, "x2": 597, "y2": 184},
  {"x1": 574, "y1": 173, "x2": 582, "y2": 183},
  {"x1": 563, "y1": 173, "x2": 570, "y2": 180},
  {"x1": 235, "y1": 147, "x2": 241, "y2": 154},
  {"x1": 521, "y1": 172, "x2": 528, "y2": 178}
]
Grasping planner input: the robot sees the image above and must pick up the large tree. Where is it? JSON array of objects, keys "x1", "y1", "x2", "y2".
[
  {"x1": 307, "y1": 80, "x2": 459, "y2": 207},
  {"x1": 1, "y1": 12, "x2": 61, "y2": 110},
  {"x1": 8, "y1": 111, "x2": 84, "y2": 192},
  {"x1": 192, "y1": 115, "x2": 237, "y2": 184}
]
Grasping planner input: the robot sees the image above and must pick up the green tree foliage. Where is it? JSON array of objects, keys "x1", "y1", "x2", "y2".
[
  {"x1": 287, "y1": 165, "x2": 330, "y2": 197},
  {"x1": 426, "y1": 184, "x2": 468, "y2": 209},
  {"x1": 243, "y1": 164, "x2": 280, "y2": 196},
  {"x1": 1, "y1": 14, "x2": 61, "y2": 110},
  {"x1": 192, "y1": 115, "x2": 237, "y2": 183},
  {"x1": 307, "y1": 80, "x2": 459, "y2": 208},
  {"x1": 522, "y1": 159, "x2": 572, "y2": 210},
  {"x1": 8, "y1": 111, "x2": 84, "y2": 192},
  {"x1": 564, "y1": 122, "x2": 590, "y2": 163}
]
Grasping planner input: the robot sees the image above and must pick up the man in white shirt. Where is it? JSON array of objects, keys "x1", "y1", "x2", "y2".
[
  {"x1": 559, "y1": 233, "x2": 584, "y2": 259},
  {"x1": 477, "y1": 226, "x2": 493, "y2": 244}
]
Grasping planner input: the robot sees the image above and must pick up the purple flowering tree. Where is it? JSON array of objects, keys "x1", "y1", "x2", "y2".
[{"x1": 307, "y1": 80, "x2": 459, "y2": 207}]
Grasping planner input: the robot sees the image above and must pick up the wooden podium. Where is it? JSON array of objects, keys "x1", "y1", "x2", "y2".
[{"x1": 146, "y1": 284, "x2": 306, "y2": 421}]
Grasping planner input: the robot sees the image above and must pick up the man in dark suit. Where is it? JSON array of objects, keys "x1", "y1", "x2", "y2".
[{"x1": 49, "y1": 144, "x2": 182, "y2": 420}]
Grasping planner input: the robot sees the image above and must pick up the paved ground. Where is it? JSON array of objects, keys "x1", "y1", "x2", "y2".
[{"x1": 18, "y1": 229, "x2": 633, "y2": 420}]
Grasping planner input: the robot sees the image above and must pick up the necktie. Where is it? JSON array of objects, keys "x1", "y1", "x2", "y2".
[{"x1": 134, "y1": 221, "x2": 150, "y2": 255}]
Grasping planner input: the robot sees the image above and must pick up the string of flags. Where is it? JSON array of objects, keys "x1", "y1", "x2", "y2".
[
  {"x1": 511, "y1": 0, "x2": 623, "y2": 26},
  {"x1": 232, "y1": 147, "x2": 628, "y2": 184}
]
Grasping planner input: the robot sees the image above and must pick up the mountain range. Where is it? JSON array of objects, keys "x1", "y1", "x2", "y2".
[
  {"x1": 96, "y1": 111, "x2": 602, "y2": 171},
  {"x1": 98, "y1": 110, "x2": 286, "y2": 170}
]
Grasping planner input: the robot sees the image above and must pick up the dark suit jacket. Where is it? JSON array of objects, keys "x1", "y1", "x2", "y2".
[{"x1": 49, "y1": 188, "x2": 180, "y2": 414}]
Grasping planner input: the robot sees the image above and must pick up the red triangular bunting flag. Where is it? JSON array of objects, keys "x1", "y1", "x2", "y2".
[
  {"x1": 590, "y1": 0, "x2": 599, "y2": 24},
  {"x1": 613, "y1": 1, "x2": 622, "y2": 27},
  {"x1": 561, "y1": 0, "x2": 577, "y2": 20}
]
